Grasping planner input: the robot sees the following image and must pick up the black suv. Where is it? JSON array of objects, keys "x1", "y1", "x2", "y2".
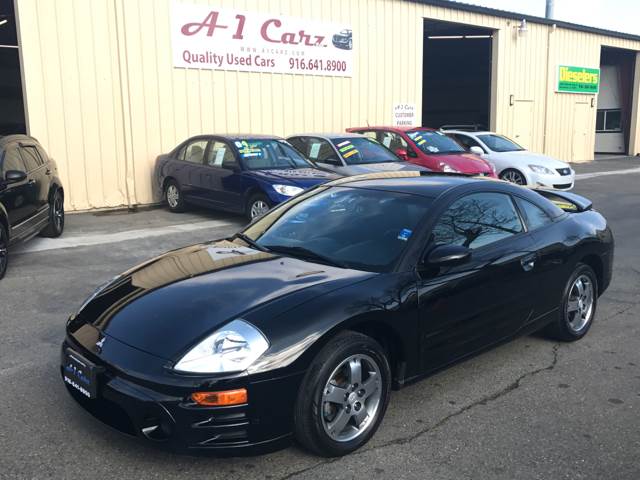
[{"x1": 0, "y1": 135, "x2": 65, "y2": 279}]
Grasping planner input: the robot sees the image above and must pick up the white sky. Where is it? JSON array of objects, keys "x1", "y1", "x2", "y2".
[{"x1": 453, "y1": 0, "x2": 640, "y2": 35}]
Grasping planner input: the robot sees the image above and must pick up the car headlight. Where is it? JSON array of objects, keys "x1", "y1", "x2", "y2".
[
  {"x1": 528, "y1": 164, "x2": 556, "y2": 175},
  {"x1": 273, "y1": 184, "x2": 304, "y2": 197},
  {"x1": 439, "y1": 163, "x2": 460, "y2": 173},
  {"x1": 173, "y1": 319, "x2": 269, "y2": 374}
]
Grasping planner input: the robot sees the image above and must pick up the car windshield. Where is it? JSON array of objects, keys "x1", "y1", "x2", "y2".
[
  {"x1": 331, "y1": 137, "x2": 400, "y2": 165},
  {"x1": 243, "y1": 186, "x2": 431, "y2": 272},
  {"x1": 406, "y1": 130, "x2": 466, "y2": 154},
  {"x1": 477, "y1": 134, "x2": 524, "y2": 152},
  {"x1": 237, "y1": 139, "x2": 314, "y2": 170}
]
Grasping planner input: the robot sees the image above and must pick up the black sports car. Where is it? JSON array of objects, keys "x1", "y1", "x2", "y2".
[
  {"x1": 332, "y1": 29, "x2": 353, "y2": 50},
  {"x1": 61, "y1": 172, "x2": 613, "y2": 457}
]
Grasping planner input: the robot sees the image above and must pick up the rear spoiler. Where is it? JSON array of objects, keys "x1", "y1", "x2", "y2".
[{"x1": 533, "y1": 188, "x2": 593, "y2": 212}]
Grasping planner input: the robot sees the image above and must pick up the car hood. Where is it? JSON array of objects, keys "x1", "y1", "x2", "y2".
[
  {"x1": 72, "y1": 240, "x2": 373, "y2": 360},
  {"x1": 427, "y1": 152, "x2": 492, "y2": 173},
  {"x1": 248, "y1": 168, "x2": 338, "y2": 188},
  {"x1": 342, "y1": 161, "x2": 427, "y2": 175},
  {"x1": 500, "y1": 150, "x2": 571, "y2": 169}
]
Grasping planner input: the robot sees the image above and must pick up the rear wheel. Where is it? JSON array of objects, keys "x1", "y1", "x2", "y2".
[
  {"x1": 165, "y1": 180, "x2": 186, "y2": 213},
  {"x1": 40, "y1": 189, "x2": 64, "y2": 238},
  {"x1": 246, "y1": 193, "x2": 272, "y2": 221},
  {"x1": 294, "y1": 331, "x2": 391, "y2": 457},
  {"x1": 545, "y1": 263, "x2": 598, "y2": 341},
  {"x1": 0, "y1": 223, "x2": 8, "y2": 280},
  {"x1": 499, "y1": 168, "x2": 527, "y2": 186}
]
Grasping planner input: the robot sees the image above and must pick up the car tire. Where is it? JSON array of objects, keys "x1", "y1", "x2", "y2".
[
  {"x1": 40, "y1": 189, "x2": 65, "y2": 238},
  {"x1": 545, "y1": 263, "x2": 598, "y2": 342},
  {"x1": 499, "y1": 168, "x2": 527, "y2": 186},
  {"x1": 0, "y1": 222, "x2": 8, "y2": 280},
  {"x1": 165, "y1": 180, "x2": 186, "y2": 213},
  {"x1": 293, "y1": 331, "x2": 391, "y2": 457},
  {"x1": 246, "y1": 193, "x2": 272, "y2": 221}
]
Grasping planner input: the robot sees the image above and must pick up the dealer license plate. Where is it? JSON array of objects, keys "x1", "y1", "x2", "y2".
[{"x1": 63, "y1": 348, "x2": 98, "y2": 399}]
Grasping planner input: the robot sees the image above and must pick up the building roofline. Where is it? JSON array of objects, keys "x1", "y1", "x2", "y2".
[{"x1": 408, "y1": 0, "x2": 640, "y2": 44}]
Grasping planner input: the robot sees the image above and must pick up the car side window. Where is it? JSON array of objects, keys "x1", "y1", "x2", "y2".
[
  {"x1": 379, "y1": 131, "x2": 407, "y2": 151},
  {"x1": 308, "y1": 138, "x2": 340, "y2": 163},
  {"x1": 452, "y1": 134, "x2": 483, "y2": 152},
  {"x1": 1, "y1": 146, "x2": 27, "y2": 174},
  {"x1": 183, "y1": 140, "x2": 208, "y2": 164},
  {"x1": 515, "y1": 197, "x2": 552, "y2": 231},
  {"x1": 358, "y1": 131, "x2": 378, "y2": 141},
  {"x1": 19, "y1": 146, "x2": 43, "y2": 172},
  {"x1": 432, "y1": 192, "x2": 524, "y2": 250},
  {"x1": 287, "y1": 137, "x2": 308, "y2": 156},
  {"x1": 206, "y1": 141, "x2": 237, "y2": 169}
]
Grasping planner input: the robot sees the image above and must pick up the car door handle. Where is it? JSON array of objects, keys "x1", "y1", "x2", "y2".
[
  {"x1": 520, "y1": 254, "x2": 536, "y2": 272},
  {"x1": 27, "y1": 179, "x2": 36, "y2": 185},
  {"x1": 45, "y1": 168, "x2": 51, "y2": 175}
]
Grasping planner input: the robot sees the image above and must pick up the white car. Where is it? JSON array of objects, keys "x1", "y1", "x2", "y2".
[{"x1": 444, "y1": 130, "x2": 575, "y2": 190}]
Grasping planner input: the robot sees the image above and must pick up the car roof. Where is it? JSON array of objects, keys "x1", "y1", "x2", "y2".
[
  {"x1": 187, "y1": 133, "x2": 284, "y2": 142},
  {"x1": 323, "y1": 171, "x2": 499, "y2": 198},
  {"x1": 0, "y1": 134, "x2": 38, "y2": 149},
  {"x1": 288, "y1": 133, "x2": 366, "y2": 140},
  {"x1": 443, "y1": 130, "x2": 494, "y2": 136},
  {"x1": 347, "y1": 126, "x2": 437, "y2": 133}
]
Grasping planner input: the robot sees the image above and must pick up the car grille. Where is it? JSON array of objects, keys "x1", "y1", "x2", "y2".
[
  {"x1": 553, "y1": 183, "x2": 573, "y2": 189},
  {"x1": 556, "y1": 168, "x2": 571, "y2": 176},
  {"x1": 188, "y1": 408, "x2": 250, "y2": 446}
]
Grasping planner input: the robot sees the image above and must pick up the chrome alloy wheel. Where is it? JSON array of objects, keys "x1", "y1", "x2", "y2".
[
  {"x1": 321, "y1": 354, "x2": 382, "y2": 443},
  {"x1": 250, "y1": 200, "x2": 270, "y2": 219},
  {"x1": 166, "y1": 185, "x2": 180, "y2": 208},
  {"x1": 566, "y1": 274, "x2": 594, "y2": 332},
  {"x1": 501, "y1": 170, "x2": 526, "y2": 185}
]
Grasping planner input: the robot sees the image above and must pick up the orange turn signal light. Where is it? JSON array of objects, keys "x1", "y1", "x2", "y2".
[{"x1": 191, "y1": 388, "x2": 248, "y2": 406}]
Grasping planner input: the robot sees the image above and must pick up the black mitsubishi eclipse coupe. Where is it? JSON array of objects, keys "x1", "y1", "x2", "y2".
[{"x1": 61, "y1": 172, "x2": 613, "y2": 457}]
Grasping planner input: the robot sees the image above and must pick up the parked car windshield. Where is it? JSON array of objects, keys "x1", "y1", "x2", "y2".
[
  {"x1": 406, "y1": 130, "x2": 466, "y2": 154},
  {"x1": 330, "y1": 137, "x2": 401, "y2": 165},
  {"x1": 244, "y1": 186, "x2": 430, "y2": 272},
  {"x1": 477, "y1": 134, "x2": 524, "y2": 152},
  {"x1": 237, "y1": 139, "x2": 314, "y2": 170}
]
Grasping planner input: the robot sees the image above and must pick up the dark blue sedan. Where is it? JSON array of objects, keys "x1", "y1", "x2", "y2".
[{"x1": 155, "y1": 135, "x2": 338, "y2": 220}]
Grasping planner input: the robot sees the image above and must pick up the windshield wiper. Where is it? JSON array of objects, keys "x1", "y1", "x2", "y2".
[
  {"x1": 232, "y1": 233, "x2": 270, "y2": 252},
  {"x1": 263, "y1": 245, "x2": 347, "y2": 269}
]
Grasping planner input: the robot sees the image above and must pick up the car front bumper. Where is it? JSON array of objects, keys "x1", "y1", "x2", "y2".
[
  {"x1": 529, "y1": 170, "x2": 575, "y2": 190},
  {"x1": 61, "y1": 337, "x2": 305, "y2": 455}
]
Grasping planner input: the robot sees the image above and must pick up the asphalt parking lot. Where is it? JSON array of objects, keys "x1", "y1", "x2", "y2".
[{"x1": 1, "y1": 160, "x2": 639, "y2": 479}]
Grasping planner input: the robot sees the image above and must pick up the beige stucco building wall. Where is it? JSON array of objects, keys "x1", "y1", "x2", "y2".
[{"x1": 14, "y1": 0, "x2": 640, "y2": 211}]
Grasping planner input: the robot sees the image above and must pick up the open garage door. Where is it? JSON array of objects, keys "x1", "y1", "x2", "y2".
[
  {"x1": 422, "y1": 19, "x2": 494, "y2": 130},
  {"x1": 596, "y1": 47, "x2": 636, "y2": 155},
  {"x1": 0, "y1": 0, "x2": 26, "y2": 135}
]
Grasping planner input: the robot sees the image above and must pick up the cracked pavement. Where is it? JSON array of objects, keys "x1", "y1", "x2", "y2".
[{"x1": 1, "y1": 169, "x2": 639, "y2": 479}]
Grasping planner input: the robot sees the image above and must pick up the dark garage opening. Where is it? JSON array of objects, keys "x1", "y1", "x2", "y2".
[
  {"x1": 595, "y1": 46, "x2": 636, "y2": 155},
  {"x1": 0, "y1": 0, "x2": 26, "y2": 135},
  {"x1": 422, "y1": 19, "x2": 493, "y2": 130}
]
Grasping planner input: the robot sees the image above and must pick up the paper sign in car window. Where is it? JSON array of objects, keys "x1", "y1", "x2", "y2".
[
  {"x1": 214, "y1": 147, "x2": 226, "y2": 166},
  {"x1": 239, "y1": 141, "x2": 263, "y2": 158},
  {"x1": 309, "y1": 142, "x2": 321, "y2": 159},
  {"x1": 426, "y1": 145, "x2": 439, "y2": 153},
  {"x1": 397, "y1": 228, "x2": 413, "y2": 241},
  {"x1": 382, "y1": 135, "x2": 392, "y2": 148},
  {"x1": 343, "y1": 149, "x2": 359, "y2": 159}
]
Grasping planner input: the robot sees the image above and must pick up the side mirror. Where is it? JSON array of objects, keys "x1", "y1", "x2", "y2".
[
  {"x1": 395, "y1": 148, "x2": 408, "y2": 161},
  {"x1": 424, "y1": 244, "x2": 471, "y2": 268},
  {"x1": 470, "y1": 146, "x2": 485, "y2": 155},
  {"x1": 4, "y1": 170, "x2": 27, "y2": 184},
  {"x1": 322, "y1": 157, "x2": 342, "y2": 166}
]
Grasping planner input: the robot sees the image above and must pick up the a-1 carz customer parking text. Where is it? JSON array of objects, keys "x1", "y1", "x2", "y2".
[{"x1": 61, "y1": 172, "x2": 613, "y2": 457}]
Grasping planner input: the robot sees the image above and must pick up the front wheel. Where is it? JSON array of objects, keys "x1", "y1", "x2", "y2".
[
  {"x1": 0, "y1": 222, "x2": 8, "y2": 280},
  {"x1": 545, "y1": 263, "x2": 598, "y2": 341},
  {"x1": 294, "y1": 331, "x2": 391, "y2": 457},
  {"x1": 246, "y1": 193, "x2": 272, "y2": 221},
  {"x1": 40, "y1": 189, "x2": 64, "y2": 238},
  {"x1": 499, "y1": 168, "x2": 527, "y2": 186}
]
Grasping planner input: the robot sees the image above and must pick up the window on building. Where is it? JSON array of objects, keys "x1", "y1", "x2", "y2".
[
  {"x1": 432, "y1": 192, "x2": 524, "y2": 249},
  {"x1": 596, "y1": 109, "x2": 622, "y2": 132}
]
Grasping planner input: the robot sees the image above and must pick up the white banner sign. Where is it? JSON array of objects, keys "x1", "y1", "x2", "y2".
[
  {"x1": 392, "y1": 104, "x2": 417, "y2": 127},
  {"x1": 171, "y1": 2, "x2": 353, "y2": 77}
]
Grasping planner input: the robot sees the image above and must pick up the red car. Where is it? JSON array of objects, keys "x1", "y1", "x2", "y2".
[{"x1": 346, "y1": 126, "x2": 496, "y2": 177}]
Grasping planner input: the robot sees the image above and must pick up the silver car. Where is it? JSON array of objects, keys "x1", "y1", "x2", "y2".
[{"x1": 287, "y1": 133, "x2": 429, "y2": 176}]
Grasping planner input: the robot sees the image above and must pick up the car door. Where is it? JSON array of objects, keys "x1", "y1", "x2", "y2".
[
  {"x1": 19, "y1": 144, "x2": 49, "y2": 213},
  {"x1": 0, "y1": 143, "x2": 38, "y2": 230},
  {"x1": 175, "y1": 138, "x2": 210, "y2": 203},
  {"x1": 416, "y1": 191, "x2": 537, "y2": 372},
  {"x1": 201, "y1": 139, "x2": 244, "y2": 212}
]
